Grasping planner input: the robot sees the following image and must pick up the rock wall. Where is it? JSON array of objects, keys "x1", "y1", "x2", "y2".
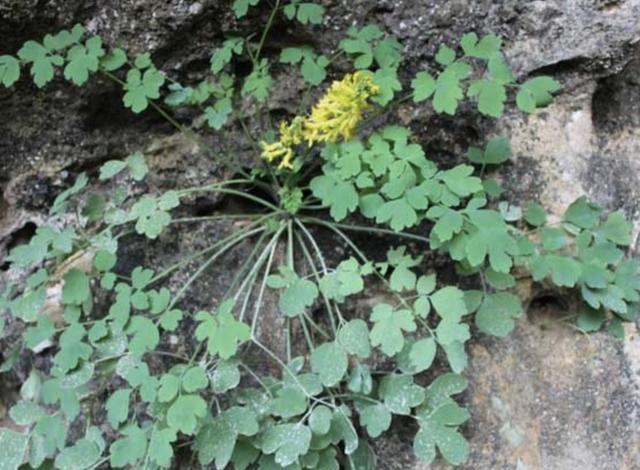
[{"x1": 2, "y1": 1, "x2": 640, "y2": 469}]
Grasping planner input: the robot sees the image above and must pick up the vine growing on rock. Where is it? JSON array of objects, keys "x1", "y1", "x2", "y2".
[{"x1": 1, "y1": 1, "x2": 638, "y2": 469}]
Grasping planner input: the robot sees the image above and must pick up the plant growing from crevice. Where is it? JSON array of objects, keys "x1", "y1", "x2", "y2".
[{"x1": 1, "y1": 1, "x2": 638, "y2": 469}]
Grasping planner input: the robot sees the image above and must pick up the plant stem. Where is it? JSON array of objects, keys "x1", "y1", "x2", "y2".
[
  {"x1": 170, "y1": 213, "x2": 263, "y2": 224},
  {"x1": 227, "y1": 230, "x2": 270, "y2": 298},
  {"x1": 147, "y1": 214, "x2": 274, "y2": 285},
  {"x1": 313, "y1": 219, "x2": 422, "y2": 317},
  {"x1": 251, "y1": 338, "x2": 336, "y2": 409},
  {"x1": 181, "y1": 186, "x2": 280, "y2": 212},
  {"x1": 301, "y1": 216, "x2": 431, "y2": 244},
  {"x1": 255, "y1": 0, "x2": 281, "y2": 61},
  {"x1": 249, "y1": 227, "x2": 283, "y2": 329},
  {"x1": 238, "y1": 226, "x2": 284, "y2": 321},
  {"x1": 165, "y1": 225, "x2": 266, "y2": 312},
  {"x1": 293, "y1": 228, "x2": 338, "y2": 334}
]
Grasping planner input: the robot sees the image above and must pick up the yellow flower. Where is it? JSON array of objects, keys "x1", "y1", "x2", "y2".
[
  {"x1": 260, "y1": 72, "x2": 379, "y2": 170},
  {"x1": 260, "y1": 117, "x2": 305, "y2": 170},
  {"x1": 260, "y1": 140, "x2": 294, "y2": 169},
  {"x1": 303, "y1": 71, "x2": 380, "y2": 145}
]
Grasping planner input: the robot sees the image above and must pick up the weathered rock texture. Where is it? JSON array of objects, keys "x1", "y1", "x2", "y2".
[{"x1": 2, "y1": 1, "x2": 640, "y2": 469}]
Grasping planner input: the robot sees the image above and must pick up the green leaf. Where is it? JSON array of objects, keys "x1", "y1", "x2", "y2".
[
  {"x1": 224, "y1": 406, "x2": 259, "y2": 436},
  {"x1": 563, "y1": 196, "x2": 601, "y2": 229},
  {"x1": 468, "y1": 78, "x2": 506, "y2": 117},
  {"x1": 0, "y1": 428, "x2": 29, "y2": 470},
  {"x1": 94, "y1": 250, "x2": 117, "y2": 272},
  {"x1": 485, "y1": 269, "x2": 516, "y2": 289},
  {"x1": 376, "y1": 197, "x2": 418, "y2": 232},
  {"x1": 435, "y1": 45, "x2": 456, "y2": 65},
  {"x1": 300, "y1": 54, "x2": 329, "y2": 85},
  {"x1": 291, "y1": 2, "x2": 325, "y2": 24},
  {"x1": 310, "y1": 174, "x2": 359, "y2": 221},
  {"x1": 577, "y1": 305, "x2": 605, "y2": 332},
  {"x1": 437, "y1": 164, "x2": 482, "y2": 197},
  {"x1": 0, "y1": 55, "x2": 20, "y2": 87},
  {"x1": 541, "y1": 227, "x2": 567, "y2": 251},
  {"x1": 99, "y1": 160, "x2": 127, "y2": 180},
  {"x1": 159, "y1": 309, "x2": 183, "y2": 331},
  {"x1": 373, "y1": 36, "x2": 403, "y2": 69},
  {"x1": 10, "y1": 286, "x2": 45, "y2": 322},
  {"x1": 233, "y1": 0, "x2": 260, "y2": 17},
  {"x1": 309, "y1": 406, "x2": 333, "y2": 434},
  {"x1": 109, "y1": 425, "x2": 147, "y2": 468},
  {"x1": 100, "y1": 48, "x2": 127, "y2": 71},
  {"x1": 51, "y1": 172, "x2": 88, "y2": 214},
  {"x1": 460, "y1": 33, "x2": 501, "y2": 59},
  {"x1": 369, "y1": 304, "x2": 416, "y2": 356},
  {"x1": 371, "y1": 67, "x2": 402, "y2": 106},
  {"x1": 280, "y1": 47, "x2": 305, "y2": 64},
  {"x1": 62, "y1": 269, "x2": 91, "y2": 305},
  {"x1": 358, "y1": 403, "x2": 392, "y2": 438},
  {"x1": 127, "y1": 316, "x2": 160, "y2": 355},
  {"x1": 339, "y1": 25, "x2": 383, "y2": 69},
  {"x1": 468, "y1": 137, "x2": 511, "y2": 165},
  {"x1": 311, "y1": 341, "x2": 348, "y2": 387},
  {"x1": 409, "y1": 337, "x2": 437, "y2": 372},
  {"x1": 242, "y1": 59, "x2": 271, "y2": 102},
  {"x1": 516, "y1": 76, "x2": 561, "y2": 113},
  {"x1": 378, "y1": 374, "x2": 424, "y2": 415},
  {"x1": 534, "y1": 255, "x2": 582, "y2": 287},
  {"x1": 436, "y1": 318, "x2": 471, "y2": 345},
  {"x1": 417, "y1": 274, "x2": 436, "y2": 295},
  {"x1": 55, "y1": 435, "x2": 103, "y2": 470},
  {"x1": 598, "y1": 211, "x2": 632, "y2": 245},
  {"x1": 183, "y1": 366, "x2": 209, "y2": 392},
  {"x1": 271, "y1": 385, "x2": 308, "y2": 418},
  {"x1": 279, "y1": 278, "x2": 318, "y2": 317},
  {"x1": 18, "y1": 40, "x2": 64, "y2": 87},
  {"x1": 432, "y1": 208, "x2": 464, "y2": 242},
  {"x1": 413, "y1": 416, "x2": 468, "y2": 465},
  {"x1": 608, "y1": 317, "x2": 625, "y2": 339},
  {"x1": 475, "y1": 292, "x2": 523, "y2": 337},
  {"x1": 204, "y1": 97, "x2": 233, "y2": 130},
  {"x1": 337, "y1": 319, "x2": 371, "y2": 358},
  {"x1": 465, "y1": 209, "x2": 518, "y2": 272},
  {"x1": 261, "y1": 423, "x2": 312, "y2": 467},
  {"x1": 125, "y1": 152, "x2": 148, "y2": 181},
  {"x1": 55, "y1": 324, "x2": 92, "y2": 372},
  {"x1": 9, "y1": 401, "x2": 45, "y2": 425},
  {"x1": 210, "y1": 38, "x2": 243, "y2": 73},
  {"x1": 134, "y1": 53, "x2": 152, "y2": 69},
  {"x1": 320, "y1": 258, "x2": 365, "y2": 302},
  {"x1": 123, "y1": 68, "x2": 165, "y2": 113},
  {"x1": 430, "y1": 286, "x2": 466, "y2": 320},
  {"x1": 390, "y1": 265, "x2": 417, "y2": 292},
  {"x1": 195, "y1": 306, "x2": 250, "y2": 359},
  {"x1": 211, "y1": 359, "x2": 241, "y2": 393},
  {"x1": 524, "y1": 201, "x2": 547, "y2": 226},
  {"x1": 158, "y1": 374, "x2": 181, "y2": 402},
  {"x1": 148, "y1": 428, "x2": 177, "y2": 467},
  {"x1": 411, "y1": 71, "x2": 436, "y2": 102},
  {"x1": 433, "y1": 69, "x2": 463, "y2": 115},
  {"x1": 130, "y1": 204, "x2": 167, "y2": 238},
  {"x1": 442, "y1": 341, "x2": 468, "y2": 373},
  {"x1": 106, "y1": 388, "x2": 131, "y2": 428},
  {"x1": 167, "y1": 394, "x2": 208, "y2": 435},
  {"x1": 63, "y1": 37, "x2": 104, "y2": 85},
  {"x1": 195, "y1": 417, "x2": 236, "y2": 467}
]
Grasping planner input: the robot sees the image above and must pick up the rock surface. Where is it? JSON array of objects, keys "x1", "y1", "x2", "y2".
[{"x1": 2, "y1": 1, "x2": 640, "y2": 469}]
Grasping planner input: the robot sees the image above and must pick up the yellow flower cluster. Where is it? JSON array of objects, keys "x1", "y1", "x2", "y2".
[
  {"x1": 261, "y1": 117, "x2": 305, "y2": 170},
  {"x1": 260, "y1": 71, "x2": 380, "y2": 169}
]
